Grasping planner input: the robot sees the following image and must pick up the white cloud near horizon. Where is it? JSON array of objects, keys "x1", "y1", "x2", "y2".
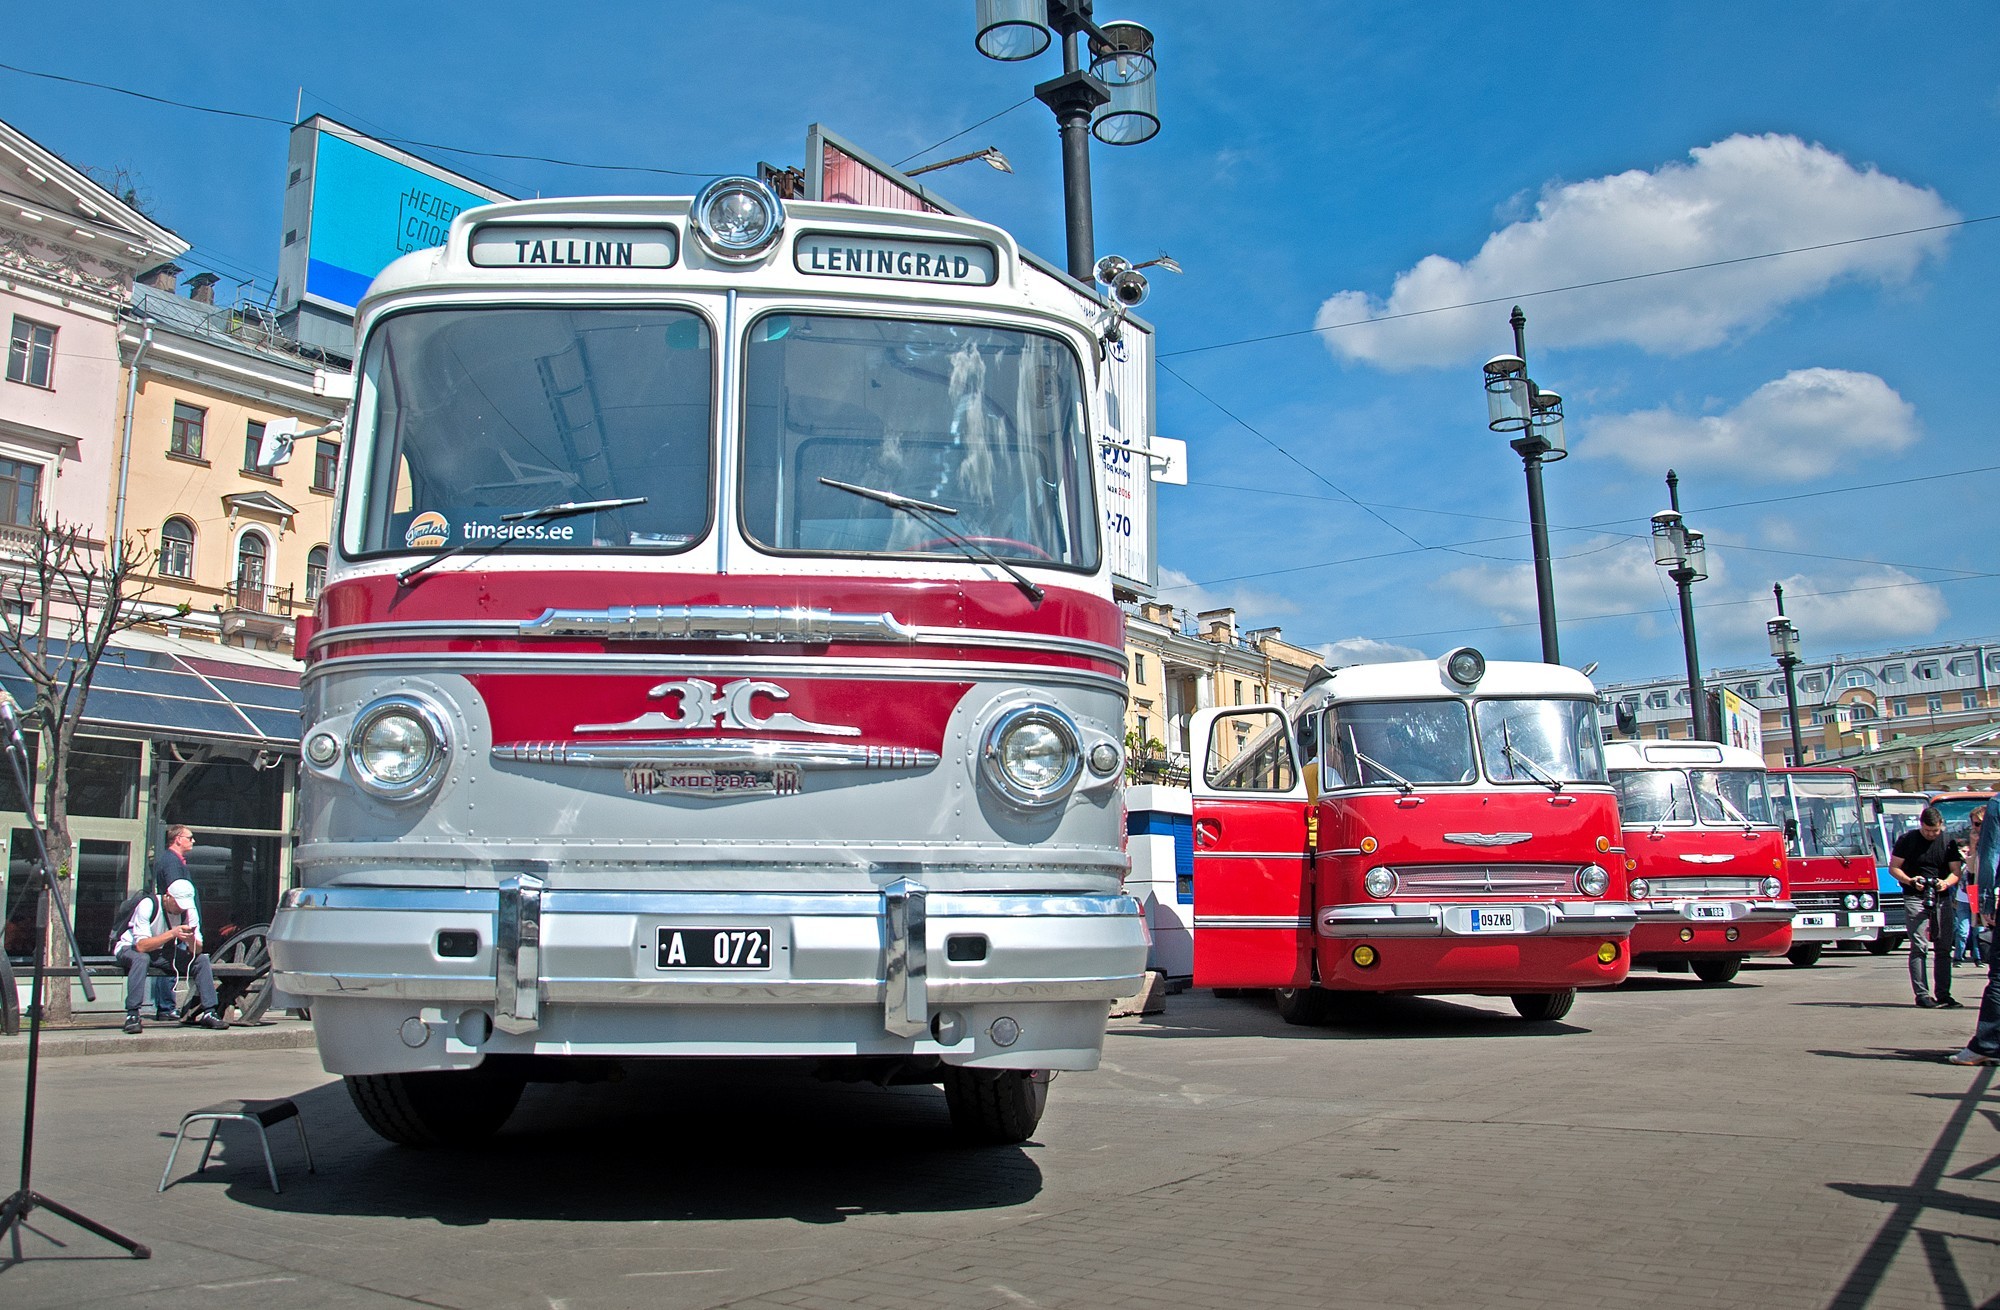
[
  {"x1": 1320, "y1": 636, "x2": 1428, "y2": 666},
  {"x1": 1581, "y1": 368, "x2": 1920, "y2": 481},
  {"x1": 1315, "y1": 133, "x2": 1957, "y2": 369}
]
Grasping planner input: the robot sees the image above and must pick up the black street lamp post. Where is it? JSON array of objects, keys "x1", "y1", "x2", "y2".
[
  {"x1": 974, "y1": 0, "x2": 1161, "y2": 282},
  {"x1": 1651, "y1": 470, "x2": 1710, "y2": 741},
  {"x1": 1768, "y1": 583, "x2": 1805, "y2": 764},
  {"x1": 1482, "y1": 307, "x2": 1567, "y2": 664}
]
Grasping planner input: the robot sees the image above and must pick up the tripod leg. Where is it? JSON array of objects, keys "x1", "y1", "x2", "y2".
[{"x1": 21, "y1": 1193, "x2": 150, "y2": 1259}]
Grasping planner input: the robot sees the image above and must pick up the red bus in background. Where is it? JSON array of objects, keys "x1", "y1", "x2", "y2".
[
  {"x1": 1605, "y1": 741, "x2": 1792, "y2": 984},
  {"x1": 1771, "y1": 766, "x2": 1883, "y2": 965},
  {"x1": 1190, "y1": 649, "x2": 1635, "y2": 1026}
]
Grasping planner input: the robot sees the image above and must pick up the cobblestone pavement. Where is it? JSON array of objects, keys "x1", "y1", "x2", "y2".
[{"x1": 0, "y1": 950, "x2": 1995, "y2": 1309}]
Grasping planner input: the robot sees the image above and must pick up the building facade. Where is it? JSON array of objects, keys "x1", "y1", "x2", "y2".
[{"x1": 1123, "y1": 602, "x2": 1323, "y2": 783}]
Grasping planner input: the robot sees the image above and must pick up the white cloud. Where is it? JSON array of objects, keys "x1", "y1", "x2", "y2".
[
  {"x1": 1315, "y1": 134, "x2": 1956, "y2": 369},
  {"x1": 1320, "y1": 636, "x2": 1428, "y2": 666},
  {"x1": 1150, "y1": 567, "x2": 1298, "y2": 629},
  {"x1": 1438, "y1": 537, "x2": 1669, "y2": 635},
  {"x1": 1704, "y1": 568, "x2": 1948, "y2": 648},
  {"x1": 1582, "y1": 368, "x2": 1919, "y2": 481}
]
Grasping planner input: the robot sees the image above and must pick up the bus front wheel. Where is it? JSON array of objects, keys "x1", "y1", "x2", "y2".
[
  {"x1": 1274, "y1": 986, "x2": 1341, "y2": 1026},
  {"x1": 344, "y1": 1066, "x2": 526, "y2": 1148},
  {"x1": 1690, "y1": 957, "x2": 1743, "y2": 985},
  {"x1": 942, "y1": 1067, "x2": 1049, "y2": 1145},
  {"x1": 1787, "y1": 943, "x2": 1824, "y2": 967},
  {"x1": 1510, "y1": 990, "x2": 1576, "y2": 1022}
]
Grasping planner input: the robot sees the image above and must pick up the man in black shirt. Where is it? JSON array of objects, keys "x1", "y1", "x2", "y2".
[{"x1": 1891, "y1": 806, "x2": 1963, "y2": 1008}]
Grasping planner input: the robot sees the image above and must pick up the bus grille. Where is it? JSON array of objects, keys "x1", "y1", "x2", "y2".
[
  {"x1": 1645, "y1": 876, "x2": 1763, "y2": 897},
  {"x1": 1792, "y1": 892, "x2": 1848, "y2": 911},
  {"x1": 1388, "y1": 865, "x2": 1580, "y2": 896}
]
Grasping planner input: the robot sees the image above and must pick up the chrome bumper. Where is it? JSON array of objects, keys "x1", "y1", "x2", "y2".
[
  {"x1": 270, "y1": 883, "x2": 1148, "y2": 1038},
  {"x1": 1316, "y1": 901, "x2": 1638, "y2": 938},
  {"x1": 1633, "y1": 899, "x2": 1797, "y2": 924}
]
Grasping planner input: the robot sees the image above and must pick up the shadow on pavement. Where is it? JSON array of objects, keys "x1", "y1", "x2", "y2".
[
  {"x1": 1806, "y1": 1047, "x2": 1976, "y2": 1064},
  {"x1": 1118, "y1": 991, "x2": 1588, "y2": 1040},
  {"x1": 1824, "y1": 1064, "x2": 1998, "y2": 1309},
  {"x1": 181, "y1": 1060, "x2": 1042, "y2": 1227}
]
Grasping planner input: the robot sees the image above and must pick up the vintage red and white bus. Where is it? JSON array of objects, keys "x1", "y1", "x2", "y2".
[
  {"x1": 1189, "y1": 649, "x2": 1635, "y2": 1024},
  {"x1": 268, "y1": 179, "x2": 1149, "y2": 1145},
  {"x1": 1604, "y1": 740, "x2": 1791, "y2": 984},
  {"x1": 1770, "y1": 766, "x2": 1882, "y2": 965}
]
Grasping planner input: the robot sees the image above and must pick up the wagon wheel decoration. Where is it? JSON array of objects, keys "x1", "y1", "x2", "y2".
[{"x1": 212, "y1": 924, "x2": 274, "y2": 1025}]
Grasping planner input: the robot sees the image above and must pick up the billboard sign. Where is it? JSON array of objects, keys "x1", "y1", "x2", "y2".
[
  {"x1": 277, "y1": 117, "x2": 509, "y2": 318},
  {"x1": 1719, "y1": 687, "x2": 1764, "y2": 757}
]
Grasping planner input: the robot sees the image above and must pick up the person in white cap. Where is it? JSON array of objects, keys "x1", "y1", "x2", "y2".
[{"x1": 110, "y1": 873, "x2": 226, "y2": 1033}]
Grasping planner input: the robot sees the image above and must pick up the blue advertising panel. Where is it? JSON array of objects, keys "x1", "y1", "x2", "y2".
[{"x1": 303, "y1": 130, "x2": 501, "y2": 309}]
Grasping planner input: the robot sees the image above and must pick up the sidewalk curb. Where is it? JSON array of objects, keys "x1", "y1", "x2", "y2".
[{"x1": 0, "y1": 1020, "x2": 317, "y2": 1061}]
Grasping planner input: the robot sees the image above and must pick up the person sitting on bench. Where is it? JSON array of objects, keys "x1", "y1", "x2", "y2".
[{"x1": 112, "y1": 877, "x2": 227, "y2": 1034}]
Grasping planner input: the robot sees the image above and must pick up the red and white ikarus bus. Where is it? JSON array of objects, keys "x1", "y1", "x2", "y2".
[
  {"x1": 1189, "y1": 649, "x2": 1635, "y2": 1025},
  {"x1": 1770, "y1": 766, "x2": 1883, "y2": 965},
  {"x1": 1604, "y1": 740, "x2": 1792, "y2": 984},
  {"x1": 268, "y1": 178, "x2": 1149, "y2": 1145}
]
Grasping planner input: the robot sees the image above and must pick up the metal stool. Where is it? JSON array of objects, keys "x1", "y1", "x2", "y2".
[{"x1": 159, "y1": 1098, "x2": 314, "y2": 1194}]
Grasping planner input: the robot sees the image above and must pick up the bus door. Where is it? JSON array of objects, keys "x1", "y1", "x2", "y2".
[{"x1": 1189, "y1": 706, "x2": 1313, "y2": 989}]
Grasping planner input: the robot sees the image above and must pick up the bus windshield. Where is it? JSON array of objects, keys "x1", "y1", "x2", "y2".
[
  {"x1": 1784, "y1": 776, "x2": 1867, "y2": 857},
  {"x1": 741, "y1": 314, "x2": 1099, "y2": 568},
  {"x1": 1691, "y1": 769, "x2": 1775, "y2": 825},
  {"x1": 1474, "y1": 699, "x2": 1606, "y2": 785},
  {"x1": 346, "y1": 307, "x2": 716, "y2": 557},
  {"x1": 1322, "y1": 700, "x2": 1475, "y2": 788},
  {"x1": 1611, "y1": 770, "x2": 1692, "y2": 825}
]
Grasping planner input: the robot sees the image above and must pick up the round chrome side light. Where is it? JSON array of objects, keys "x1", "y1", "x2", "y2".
[
  {"x1": 1578, "y1": 865, "x2": 1610, "y2": 897},
  {"x1": 304, "y1": 731, "x2": 341, "y2": 767},
  {"x1": 980, "y1": 705, "x2": 1083, "y2": 808},
  {"x1": 347, "y1": 695, "x2": 450, "y2": 802},
  {"x1": 690, "y1": 176, "x2": 784, "y2": 262}
]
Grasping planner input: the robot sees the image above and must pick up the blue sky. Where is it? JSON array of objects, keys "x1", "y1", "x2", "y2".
[{"x1": 6, "y1": 2, "x2": 1996, "y2": 685}]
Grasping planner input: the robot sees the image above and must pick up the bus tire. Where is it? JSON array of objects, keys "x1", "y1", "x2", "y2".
[
  {"x1": 942, "y1": 1067, "x2": 1048, "y2": 1145},
  {"x1": 1690, "y1": 957, "x2": 1742, "y2": 985},
  {"x1": 1865, "y1": 934, "x2": 1903, "y2": 956},
  {"x1": 1510, "y1": 990, "x2": 1576, "y2": 1022},
  {"x1": 1786, "y1": 943, "x2": 1824, "y2": 967},
  {"x1": 1274, "y1": 985, "x2": 1339, "y2": 1026},
  {"x1": 344, "y1": 1067, "x2": 526, "y2": 1148}
]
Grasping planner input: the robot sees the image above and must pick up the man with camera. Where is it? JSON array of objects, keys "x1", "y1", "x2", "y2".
[
  {"x1": 1891, "y1": 806, "x2": 1963, "y2": 1009},
  {"x1": 110, "y1": 876, "x2": 227, "y2": 1034}
]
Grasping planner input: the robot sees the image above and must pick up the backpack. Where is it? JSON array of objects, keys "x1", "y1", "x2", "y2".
[{"x1": 107, "y1": 891, "x2": 156, "y2": 952}]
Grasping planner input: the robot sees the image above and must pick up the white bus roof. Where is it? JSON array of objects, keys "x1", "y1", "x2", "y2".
[
  {"x1": 1314, "y1": 658, "x2": 1597, "y2": 704},
  {"x1": 1604, "y1": 741, "x2": 1767, "y2": 771}
]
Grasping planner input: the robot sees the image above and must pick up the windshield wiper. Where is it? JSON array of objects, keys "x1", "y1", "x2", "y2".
[
  {"x1": 396, "y1": 496, "x2": 648, "y2": 585},
  {"x1": 1499, "y1": 720, "x2": 1564, "y2": 792},
  {"x1": 818, "y1": 477, "x2": 1043, "y2": 605},
  {"x1": 1347, "y1": 726, "x2": 1414, "y2": 794}
]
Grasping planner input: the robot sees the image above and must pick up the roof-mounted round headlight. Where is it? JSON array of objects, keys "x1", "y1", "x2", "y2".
[
  {"x1": 1442, "y1": 646, "x2": 1486, "y2": 688},
  {"x1": 690, "y1": 176, "x2": 784, "y2": 262}
]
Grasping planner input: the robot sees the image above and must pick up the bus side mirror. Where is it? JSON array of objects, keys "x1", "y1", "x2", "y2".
[
  {"x1": 1784, "y1": 818, "x2": 1799, "y2": 842},
  {"x1": 1614, "y1": 704, "x2": 1638, "y2": 736}
]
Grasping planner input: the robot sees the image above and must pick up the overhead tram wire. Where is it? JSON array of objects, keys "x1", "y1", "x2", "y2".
[
  {"x1": 1157, "y1": 214, "x2": 2000, "y2": 361},
  {"x1": 895, "y1": 98, "x2": 1037, "y2": 168},
  {"x1": 0, "y1": 61, "x2": 723, "y2": 178}
]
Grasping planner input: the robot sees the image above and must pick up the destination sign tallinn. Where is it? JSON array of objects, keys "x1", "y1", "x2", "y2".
[
  {"x1": 470, "y1": 226, "x2": 679, "y2": 269},
  {"x1": 794, "y1": 234, "x2": 997, "y2": 286}
]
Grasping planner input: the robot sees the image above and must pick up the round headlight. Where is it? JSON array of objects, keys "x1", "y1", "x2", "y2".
[
  {"x1": 1629, "y1": 877, "x2": 1651, "y2": 899},
  {"x1": 1579, "y1": 865, "x2": 1610, "y2": 897},
  {"x1": 348, "y1": 696, "x2": 449, "y2": 801},
  {"x1": 1442, "y1": 646, "x2": 1486, "y2": 687},
  {"x1": 1761, "y1": 877, "x2": 1782, "y2": 898},
  {"x1": 1861, "y1": 892, "x2": 1874, "y2": 910},
  {"x1": 1842, "y1": 893, "x2": 1858, "y2": 910},
  {"x1": 981, "y1": 705, "x2": 1082, "y2": 807},
  {"x1": 1363, "y1": 868, "x2": 1396, "y2": 898},
  {"x1": 690, "y1": 176, "x2": 784, "y2": 261}
]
